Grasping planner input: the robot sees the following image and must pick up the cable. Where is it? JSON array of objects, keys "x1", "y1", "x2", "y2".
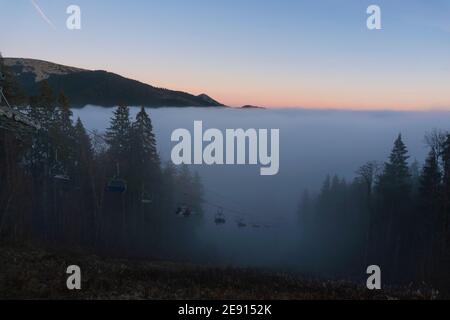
[
  {"x1": 0, "y1": 89, "x2": 12, "y2": 109},
  {"x1": 2, "y1": 100, "x2": 278, "y2": 228},
  {"x1": 181, "y1": 190, "x2": 276, "y2": 228},
  {"x1": 84, "y1": 128, "x2": 278, "y2": 228},
  {"x1": 203, "y1": 186, "x2": 281, "y2": 224},
  {"x1": 85, "y1": 128, "x2": 108, "y2": 143}
]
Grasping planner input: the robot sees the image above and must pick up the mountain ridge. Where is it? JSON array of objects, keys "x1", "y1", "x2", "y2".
[{"x1": 4, "y1": 57, "x2": 224, "y2": 108}]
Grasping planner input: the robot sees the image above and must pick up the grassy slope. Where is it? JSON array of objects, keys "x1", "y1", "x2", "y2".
[{"x1": 0, "y1": 245, "x2": 437, "y2": 300}]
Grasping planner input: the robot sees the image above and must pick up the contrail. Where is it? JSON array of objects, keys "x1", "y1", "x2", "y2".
[{"x1": 30, "y1": 0, "x2": 56, "y2": 29}]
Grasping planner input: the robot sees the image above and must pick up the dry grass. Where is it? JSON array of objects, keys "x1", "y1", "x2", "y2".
[{"x1": 0, "y1": 245, "x2": 439, "y2": 300}]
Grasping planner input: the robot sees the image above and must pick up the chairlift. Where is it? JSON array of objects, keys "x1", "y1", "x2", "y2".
[
  {"x1": 141, "y1": 192, "x2": 153, "y2": 204},
  {"x1": 214, "y1": 208, "x2": 226, "y2": 225},
  {"x1": 106, "y1": 163, "x2": 127, "y2": 193},
  {"x1": 54, "y1": 174, "x2": 71, "y2": 183},
  {"x1": 237, "y1": 219, "x2": 247, "y2": 228},
  {"x1": 176, "y1": 205, "x2": 192, "y2": 218},
  {"x1": 141, "y1": 184, "x2": 153, "y2": 204},
  {"x1": 52, "y1": 150, "x2": 71, "y2": 183},
  {"x1": 106, "y1": 178, "x2": 127, "y2": 193}
]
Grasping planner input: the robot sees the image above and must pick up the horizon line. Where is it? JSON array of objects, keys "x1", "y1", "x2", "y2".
[{"x1": 5, "y1": 56, "x2": 450, "y2": 113}]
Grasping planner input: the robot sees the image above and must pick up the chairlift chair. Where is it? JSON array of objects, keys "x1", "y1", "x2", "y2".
[
  {"x1": 175, "y1": 205, "x2": 192, "y2": 217},
  {"x1": 141, "y1": 194, "x2": 153, "y2": 204},
  {"x1": 237, "y1": 220, "x2": 247, "y2": 228},
  {"x1": 215, "y1": 208, "x2": 226, "y2": 225},
  {"x1": 53, "y1": 173, "x2": 71, "y2": 183},
  {"x1": 52, "y1": 150, "x2": 71, "y2": 184},
  {"x1": 106, "y1": 178, "x2": 127, "y2": 193},
  {"x1": 106, "y1": 163, "x2": 127, "y2": 193}
]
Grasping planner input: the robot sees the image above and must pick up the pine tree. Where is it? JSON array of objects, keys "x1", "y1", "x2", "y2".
[
  {"x1": 410, "y1": 158, "x2": 420, "y2": 190},
  {"x1": 129, "y1": 107, "x2": 161, "y2": 207},
  {"x1": 57, "y1": 92, "x2": 72, "y2": 126},
  {"x1": 36, "y1": 80, "x2": 54, "y2": 107},
  {"x1": 51, "y1": 92, "x2": 76, "y2": 176},
  {"x1": 419, "y1": 148, "x2": 442, "y2": 278},
  {"x1": 24, "y1": 81, "x2": 58, "y2": 173},
  {"x1": 357, "y1": 161, "x2": 380, "y2": 198},
  {"x1": 131, "y1": 107, "x2": 160, "y2": 170},
  {"x1": 378, "y1": 134, "x2": 411, "y2": 198},
  {"x1": 0, "y1": 54, "x2": 29, "y2": 239},
  {"x1": 106, "y1": 105, "x2": 131, "y2": 165},
  {"x1": 441, "y1": 135, "x2": 450, "y2": 257},
  {"x1": 21, "y1": 81, "x2": 58, "y2": 241},
  {"x1": 103, "y1": 106, "x2": 132, "y2": 247},
  {"x1": 74, "y1": 118, "x2": 94, "y2": 163},
  {"x1": 73, "y1": 118, "x2": 97, "y2": 245},
  {"x1": 375, "y1": 134, "x2": 412, "y2": 281},
  {"x1": 128, "y1": 107, "x2": 161, "y2": 243},
  {"x1": 420, "y1": 149, "x2": 441, "y2": 209},
  {"x1": 0, "y1": 53, "x2": 27, "y2": 106},
  {"x1": 356, "y1": 161, "x2": 381, "y2": 264},
  {"x1": 28, "y1": 80, "x2": 57, "y2": 143}
]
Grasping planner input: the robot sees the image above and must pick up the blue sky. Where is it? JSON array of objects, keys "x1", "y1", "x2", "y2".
[{"x1": 1, "y1": 0, "x2": 450, "y2": 109}]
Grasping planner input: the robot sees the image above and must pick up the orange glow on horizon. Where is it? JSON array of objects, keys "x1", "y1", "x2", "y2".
[
  {"x1": 128, "y1": 70, "x2": 450, "y2": 112},
  {"x1": 16, "y1": 55, "x2": 449, "y2": 112}
]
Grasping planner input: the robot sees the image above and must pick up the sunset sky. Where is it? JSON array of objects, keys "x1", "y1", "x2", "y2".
[{"x1": 1, "y1": 0, "x2": 450, "y2": 110}]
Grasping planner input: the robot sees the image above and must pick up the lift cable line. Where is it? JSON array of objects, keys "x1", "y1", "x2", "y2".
[
  {"x1": 204, "y1": 185, "x2": 282, "y2": 224},
  {"x1": 179, "y1": 189, "x2": 277, "y2": 229},
  {"x1": 203, "y1": 198, "x2": 276, "y2": 229},
  {"x1": 83, "y1": 127, "x2": 278, "y2": 228},
  {"x1": 1, "y1": 59, "x2": 280, "y2": 227},
  {"x1": 181, "y1": 181, "x2": 281, "y2": 227},
  {"x1": 0, "y1": 70, "x2": 41, "y2": 132}
]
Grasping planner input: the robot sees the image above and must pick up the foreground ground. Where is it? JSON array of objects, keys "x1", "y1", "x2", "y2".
[{"x1": 0, "y1": 244, "x2": 440, "y2": 300}]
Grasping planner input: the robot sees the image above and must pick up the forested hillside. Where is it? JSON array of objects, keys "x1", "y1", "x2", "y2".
[
  {"x1": 4, "y1": 58, "x2": 223, "y2": 108},
  {"x1": 1, "y1": 54, "x2": 204, "y2": 259},
  {"x1": 298, "y1": 132, "x2": 450, "y2": 287}
]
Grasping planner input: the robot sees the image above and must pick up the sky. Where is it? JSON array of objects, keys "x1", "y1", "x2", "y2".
[{"x1": 1, "y1": 0, "x2": 450, "y2": 110}]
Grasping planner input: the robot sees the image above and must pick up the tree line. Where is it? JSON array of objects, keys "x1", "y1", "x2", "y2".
[
  {"x1": 298, "y1": 132, "x2": 450, "y2": 287},
  {"x1": 0, "y1": 55, "x2": 204, "y2": 258}
]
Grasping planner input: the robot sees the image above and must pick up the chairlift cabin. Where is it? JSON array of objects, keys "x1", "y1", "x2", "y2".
[
  {"x1": 237, "y1": 220, "x2": 247, "y2": 228},
  {"x1": 54, "y1": 173, "x2": 71, "y2": 183},
  {"x1": 176, "y1": 205, "x2": 192, "y2": 218},
  {"x1": 141, "y1": 184, "x2": 153, "y2": 204},
  {"x1": 106, "y1": 163, "x2": 127, "y2": 193},
  {"x1": 52, "y1": 150, "x2": 71, "y2": 184},
  {"x1": 53, "y1": 173, "x2": 72, "y2": 192},
  {"x1": 141, "y1": 192, "x2": 153, "y2": 204},
  {"x1": 214, "y1": 208, "x2": 226, "y2": 225},
  {"x1": 106, "y1": 178, "x2": 127, "y2": 193}
]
